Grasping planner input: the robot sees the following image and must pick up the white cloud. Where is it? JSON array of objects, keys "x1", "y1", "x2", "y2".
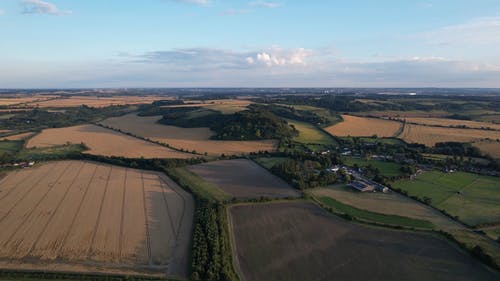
[
  {"x1": 419, "y1": 17, "x2": 500, "y2": 45},
  {"x1": 250, "y1": 1, "x2": 283, "y2": 8},
  {"x1": 221, "y1": 9, "x2": 250, "y2": 16},
  {"x1": 171, "y1": 0, "x2": 210, "y2": 5},
  {"x1": 250, "y1": 47, "x2": 312, "y2": 66},
  {"x1": 21, "y1": 0, "x2": 71, "y2": 15}
]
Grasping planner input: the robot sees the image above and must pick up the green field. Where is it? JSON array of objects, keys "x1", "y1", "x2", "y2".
[
  {"x1": 15, "y1": 144, "x2": 85, "y2": 161},
  {"x1": 283, "y1": 104, "x2": 342, "y2": 125},
  {"x1": 286, "y1": 119, "x2": 336, "y2": 145},
  {"x1": 254, "y1": 157, "x2": 289, "y2": 169},
  {"x1": 393, "y1": 171, "x2": 500, "y2": 226},
  {"x1": 167, "y1": 166, "x2": 230, "y2": 202},
  {"x1": 314, "y1": 195, "x2": 434, "y2": 229},
  {"x1": 344, "y1": 157, "x2": 404, "y2": 178},
  {"x1": 0, "y1": 140, "x2": 22, "y2": 156}
]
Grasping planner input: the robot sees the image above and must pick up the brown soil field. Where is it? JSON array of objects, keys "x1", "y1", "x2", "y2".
[
  {"x1": 325, "y1": 115, "x2": 402, "y2": 137},
  {"x1": 473, "y1": 141, "x2": 500, "y2": 159},
  {"x1": 0, "y1": 160, "x2": 194, "y2": 278},
  {"x1": 101, "y1": 113, "x2": 277, "y2": 156},
  {"x1": 27, "y1": 96, "x2": 164, "y2": 108},
  {"x1": 163, "y1": 99, "x2": 252, "y2": 114},
  {"x1": 187, "y1": 159, "x2": 300, "y2": 199},
  {"x1": 228, "y1": 201, "x2": 499, "y2": 281},
  {"x1": 26, "y1": 124, "x2": 193, "y2": 159},
  {"x1": 404, "y1": 117, "x2": 500, "y2": 130},
  {"x1": 0, "y1": 132, "x2": 35, "y2": 141},
  {"x1": 311, "y1": 186, "x2": 461, "y2": 230},
  {"x1": 400, "y1": 124, "x2": 500, "y2": 147}
]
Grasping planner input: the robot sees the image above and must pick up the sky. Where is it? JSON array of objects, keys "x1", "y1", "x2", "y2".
[{"x1": 0, "y1": 0, "x2": 499, "y2": 88}]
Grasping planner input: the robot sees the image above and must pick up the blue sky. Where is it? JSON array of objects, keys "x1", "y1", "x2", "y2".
[{"x1": 0, "y1": 0, "x2": 499, "y2": 88}]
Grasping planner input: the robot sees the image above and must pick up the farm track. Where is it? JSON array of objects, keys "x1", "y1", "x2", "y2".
[{"x1": 0, "y1": 161, "x2": 193, "y2": 278}]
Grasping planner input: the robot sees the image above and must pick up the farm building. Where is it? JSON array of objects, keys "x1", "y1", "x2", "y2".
[{"x1": 349, "y1": 180, "x2": 390, "y2": 193}]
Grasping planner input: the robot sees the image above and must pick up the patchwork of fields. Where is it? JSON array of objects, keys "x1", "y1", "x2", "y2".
[
  {"x1": 325, "y1": 115, "x2": 402, "y2": 137},
  {"x1": 0, "y1": 161, "x2": 193, "y2": 278},
  {"x1": 187, "y1": 159, "x2": 300, "y2": 199},
  {"x1": 404, "y1": 117, "x2": 500, "y2": 130},
  {"x1": 27, "y1": 124, "x2": 193, "y2": 159},
  {"x1": 25, "y1": 96, "x2": 164, "y2": 108},
  {"x1": 101, "y1": 113, "x2": 277, "y2": 156},
  {"x1": 228, "y1": 201, "x2": 498, "y2": 281},
  {"x1": 393, "y1": 171, "x2": 500, "y2": 226}
]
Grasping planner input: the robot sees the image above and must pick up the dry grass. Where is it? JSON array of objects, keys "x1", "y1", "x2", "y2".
[
  {"x1": 27, "y1": 96, "x2": 164, "y2": 108},
  {"x1": 101, "y1": 113, "x2": 277, "y2": 156},
  {"x1": 228, "y1": 201, "x2": 498, "y2": 281},
  {"x1": 404, "y1": 117, "x2": 500, "y2": 130},
  {"x1": 0, "y1": 132, "x2": 35, "y2": 141},
  {"x1": 325, "y1": 115, "x2": 402, "y2": 137},
  {"x1": 187, "y1": 159, "x2": 300, "y2": 199},
  {"x1": 400, "y1": 124, "x2": 500, "y2": 146},
  {"x1": 356, "y1": 110, "x2": 449, "y2": 118},
  {"x1": 0, "y1": 160, "x2": 194, "y2": 278},
  {"x1": 163, "y1": 99, "x2": 252, "y2": 113},
  {"x1": 473, "y1": 141, "x2": 500, "y2": 159},
  {"x1": 27, "y1": 124, "x2": 193, "y2": 159},
  {"x1": 311, "y1": 186, "x2": 461, "y2": 230}
]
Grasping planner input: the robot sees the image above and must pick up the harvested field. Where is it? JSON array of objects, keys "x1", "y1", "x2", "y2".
[
  {"x1": 311, "y1": 186, "x2": 460, "y2": 230},
  {"x1": 473, "y1": 141, "x2": 500, "y2": 159},
  {"x1": 163, "y1": 99, "x2": 252, "y2": 114},
  {"x1": 26, "y1": 124, "x2": 193, "y2": 159},
  {"x1": 325, "y1": 115, "x2": 402, "y2": 137},
  {"x1": 101, "y1": 113, "x2": 277, "y2": 156},
  {"x1": 187, "y1": 159, "x2": 300, "y2": 199},
  {"x1": 27, "y1": 96, "x2": 163, "y2": 108},
  {"x1": 0, "y1": 132, "x2": 35, "y2": 141},
  {"x1": 229, "y1": 201, "x2": 499, "y2": 281},
  {"x1": 0, "y1": 96, "x2": 55, "y2": 106},
  {"x1": 356, "y1": 110, "x2": 449, "y2": 118},
  {"x1": 400, "y1": 124, "x2": 500, "y2": 147},
  {"x1": 404, "y1": 117, "x2": 500, "y2": 130},
  {"x1": 0, "y1": 161, "x2": 194, "y2": 278}
]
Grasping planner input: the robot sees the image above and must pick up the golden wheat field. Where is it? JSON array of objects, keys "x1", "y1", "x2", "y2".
[
  {"x1": 0, "y1": 160, "x2": 194, "y2": 278},
  {"x1": 27, "y1": 124, "x2": 193, "y2": 159},
  {"x1": 101, "y1": 114, "x2": 277, "y2": 156},
  {"x1": 324, "y1": 115, "x2": 402, "y2": 137},
  {"x1": 400, "y1": 124, "x2": 500, "y2": 146},
  {"x1": 404, "y1": 118, "x2": 500, "y2": 130},
  {"x1": 0, "y1": 96, "x2": 56, "y2": 106},
  {"x1": 27, "y1": 95, "x2": 164, "y2": 108},
  {"x1": 473, "y1": 141, "x2": 500, "y2": 159}
]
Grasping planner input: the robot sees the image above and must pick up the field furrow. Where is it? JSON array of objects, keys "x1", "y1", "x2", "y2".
[
  {"x1": 90, "y1": 167, "x2": 126, "y2": 263},
  {"x1": 59, "y1": 165, "x2": 111, "y2": 261}
]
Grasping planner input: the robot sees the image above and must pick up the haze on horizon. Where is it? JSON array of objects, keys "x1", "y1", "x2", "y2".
[{"x1": 0, "y1": 0, "x2": 499, "y2": 88}]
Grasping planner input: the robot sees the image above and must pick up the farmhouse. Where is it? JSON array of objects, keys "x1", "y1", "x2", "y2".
[{"x1": 349, "y1": 180, "x2": 390, "y2": 193}]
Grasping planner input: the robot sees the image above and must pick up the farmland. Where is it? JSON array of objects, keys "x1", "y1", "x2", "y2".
[
  {"x1": 26, "y1": 124, "x2": 193, "y2": 159},
  {"x1": 399, "y1": 124, "x2": 500, "y2": 147},
  {"x1": 404, "y1": 117, "x2": 500, "y2": 130},
  {"x1": 25, "y1": 96, "x2": 164, "y2": 108},
  {"x1": 187, "y1": 159, "x2": 300, "y2": 199},
  {"x1": 0, "y1": 161, "x2": 194, "y2": 278},
  {"x1": 0, "y1": 132, "x2": 34, "y2": 141},
  {"x1": 163, "y1": 99, "x2": 252, "y2": 114},
  {"x1": 310, "y1": 185, "x2": 460, "y2": 230},
  {"x1": 101, "y1": 113, "x2": 277, "y2": 156},
  {"x1": 344, "y1": 157, "x2": 404, "y2": 178},
  {"x1": 473, "y1": 141, "x2": 500, "y2": 159},
  {"x1": 228, "y1": 201, "x2": 498, "y2": 281},
  {"x1": 393, "y1": 171, "x2": 500, "y2": 226},
  {"x1": 325, "y1": 115, "x2": 402, "y2": 137},
  {"x1": 286, "y1": 119, "x2": 336, "y2": 145}
]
